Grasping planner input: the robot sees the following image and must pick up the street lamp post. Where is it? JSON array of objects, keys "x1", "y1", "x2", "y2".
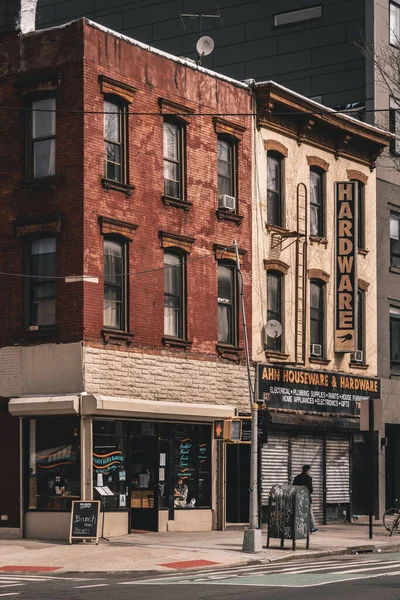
[{"x1": 233, "y1": 240, "x2": 262, "y2": 553}]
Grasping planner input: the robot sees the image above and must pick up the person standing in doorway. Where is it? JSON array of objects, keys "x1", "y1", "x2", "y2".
[{"x1": 293, "y1": 464, "x2": 320, "y2": 534}]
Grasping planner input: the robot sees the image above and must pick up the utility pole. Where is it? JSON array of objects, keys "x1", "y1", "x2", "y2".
[{"x1": 233, "y1": 240, "x2": 262, "y2": 553}]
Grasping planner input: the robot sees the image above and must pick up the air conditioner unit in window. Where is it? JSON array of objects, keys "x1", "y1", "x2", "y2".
[
  {"x1": 218, "y1": 194, "x2": 236, "y2": 211},
  {"x1": 353, "y1": 350, "x2": 363, "y2": 363},
  {"x1": 310, "y1": 343, "x2": 322, "y2": 357}
]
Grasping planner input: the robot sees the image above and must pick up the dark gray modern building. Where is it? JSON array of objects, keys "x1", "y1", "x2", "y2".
[{"x1": 36, "y1": 0, "x2": 400, "y2": 516}]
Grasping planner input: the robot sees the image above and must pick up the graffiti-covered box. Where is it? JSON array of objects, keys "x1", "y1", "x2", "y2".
[{"x1": 267, "y1": 484, "x2": 310, "y2": 550}]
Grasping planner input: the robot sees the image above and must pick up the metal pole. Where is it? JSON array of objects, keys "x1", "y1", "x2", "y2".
[
  {"x1": 233, "y1": 240, "x2": 262, "y2": 552},
  {"x1": 369, "y1": 398, "x2": 375, "y2": 540}
]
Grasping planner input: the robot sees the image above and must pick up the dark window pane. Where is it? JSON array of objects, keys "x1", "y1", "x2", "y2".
[
  {"x1": 32, "y1": 98, "x2": 55, "y2": 139},
  {"x1": 104, "y1": 239, "x2": 125, "y2": 330},
  {"x1": 357, "y1": 290, "x2": 364, "y2": 353},
  {"x1": 218, "y1": 264, "x2": 235, "y2": 344},
  {"x1": 29, "y1": 237, "x2": 56, "y2": 327},
  {"x1": 164, "y1": 252, "x2": 183, "y2": 338},
  {"x1": 390, "y1": 307, "x2": 400, "y2": 374},
  {"x1": 310, "y1": 168, "x2": 323, "y2": 237},
  {"x1": 390, "y1": 214, "x2": 400, "y2": 267},
  {"x1": 28, "y1": 416, "x2": 80, "y2": 511},
  {"x1": 163, "y1": 122, "x2": 182, "y2": 199},
  {"x1": 310, "y1": 281, "x2": 324, "y2": 348},
  {"x1": 267, "y1": 272, "x2": 282, "y2": 351}
]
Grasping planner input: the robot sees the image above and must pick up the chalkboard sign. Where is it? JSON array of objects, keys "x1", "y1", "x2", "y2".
[
  {"x1": 69, "y1": 501, "x2": 100, "y2": 544},
  {"x1": 240, "y1": 415, "x2": 265, "y2": 443}
]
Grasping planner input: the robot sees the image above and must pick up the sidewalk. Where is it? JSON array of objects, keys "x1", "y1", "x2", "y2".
[{"x1": 0, "y1": 523, "x2": 399, "y2": 573}]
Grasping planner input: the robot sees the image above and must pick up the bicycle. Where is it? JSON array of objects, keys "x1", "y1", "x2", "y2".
[{"x1": 383, "y1": 501, "x2": 400, "y2": 536}]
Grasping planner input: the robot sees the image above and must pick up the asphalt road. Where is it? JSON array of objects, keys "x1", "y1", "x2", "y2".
[{"x1": 3, "y1": 552, "x2": 400, "y2": 600}]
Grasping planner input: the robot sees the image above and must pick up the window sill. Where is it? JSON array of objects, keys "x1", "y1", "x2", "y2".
[
  {"x1": 266, "y1": 223, "x2": 290, "y2": 235},
  {"x1": 349, "y1": 362, "x2": 370, "y2": 370},
  {"x1": 16, "y1": 327, "x2": 56, "y2": 344},
  {"x1": 264, "y1": 350, "x2": 290, "y2": 361},
  {"x1": 309, "y1": 236, "x2": 328, "y2": 246},
  {"x1": 216, "y1": 343, "x2": 243, "y2": 362},
  {"x1": 101, "y1": 178, "x2": 135, "y2": 198},
  {"x1": 20, "y1": 174, "x2": 63, "y2": 191},
  {"x1": 390, "y1": 265, "x2": 400, "y2": 274},
  {"x1": 358, "y1": 248, "x2": 369, "y2": 256},
  {"x1": 161, "y1": 195, "x2": 192, "y2": 212},
  {"x1": 309, "y1": 357, "x2": 330, "y2": 365},
  {"x1": 101, "y1": 329, "x2": 134, "y2": 345},
  {"x1": 216, "y1": 209, "x2": 244, "y2": 226},
  {"x1": 162, "y1": 336, "x2": 193, "y2": 350}
]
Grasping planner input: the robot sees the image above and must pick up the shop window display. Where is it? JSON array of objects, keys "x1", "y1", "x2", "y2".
[
  {"x1": 26, "y1": 417, "x2": 80, "y2": 511},
  {"x1": 93, "y1": 420, "x2": 128, "y2": 509},
  {"x1": 174, "y1": 424, "x2": 211, "y2": 508}
]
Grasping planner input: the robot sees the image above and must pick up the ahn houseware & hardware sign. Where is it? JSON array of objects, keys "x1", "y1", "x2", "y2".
[{"x1": 257, "y1": 364, "x2": 380, "y2": 416}]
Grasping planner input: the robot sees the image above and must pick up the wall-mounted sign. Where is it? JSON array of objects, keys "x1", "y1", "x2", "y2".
[
  {"x1": 335, "y1": 181, "x2": 357, "y2": 353},
  {"x1": 257, "y1": 364, "x2": 380, "y2": 416}
]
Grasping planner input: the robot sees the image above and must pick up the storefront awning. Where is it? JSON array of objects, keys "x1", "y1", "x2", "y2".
[
  {"x1": 8, "y1": 395, "x2": 80, "y2": 416},
  {"x1": 82, "y1": 395, "x2": 235, "y2": 421}
]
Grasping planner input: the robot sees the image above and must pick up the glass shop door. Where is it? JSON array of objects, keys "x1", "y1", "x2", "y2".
[{"x1": 129, "y1": 435, "x2": 159, "y2": 531}]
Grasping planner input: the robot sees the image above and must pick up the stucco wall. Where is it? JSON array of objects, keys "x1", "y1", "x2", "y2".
[{"x1": 0, "y1": 343, "x2": 83, "y2": 397}]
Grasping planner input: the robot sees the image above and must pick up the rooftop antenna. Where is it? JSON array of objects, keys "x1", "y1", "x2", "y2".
[{"x1": 180, "y1": 6, "x2": 221, "y2": 64}]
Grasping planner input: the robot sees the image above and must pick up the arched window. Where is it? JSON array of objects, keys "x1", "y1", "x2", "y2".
[
  {"x1": 266, "y1": 271, "x2": 283, "y2": 351},
  {"x1": 310, "y1": 167, "x2": 325, "y2": 237},
  {"x1": 267, "y1": 152, "x2": 283, "y2": 227},
  {"x1": 310, "y1": 280, "x2": 324, "y2": 356}
]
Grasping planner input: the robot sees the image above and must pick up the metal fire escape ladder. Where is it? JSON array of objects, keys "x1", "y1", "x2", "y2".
[{"x1": 295, "y1": 183, "x2": 308, "y2": 365}]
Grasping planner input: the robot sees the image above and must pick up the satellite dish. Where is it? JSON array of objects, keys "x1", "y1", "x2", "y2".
[
  {"x1": 265, "y1": 320, "x2": 283, "y2": 339},
  {"x1": 196, "y1": 35, "x2": 215, "y2": 57}
]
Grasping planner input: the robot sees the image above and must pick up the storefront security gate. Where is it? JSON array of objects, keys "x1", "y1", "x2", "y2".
[{"x1": 261, "y1": 433, "x2": 351, "y2": 524}]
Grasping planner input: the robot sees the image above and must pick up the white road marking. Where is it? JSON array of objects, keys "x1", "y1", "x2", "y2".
[
  {"x1": 332, "y1": 561, "x2": 400, "y2": 575},
  {"x1": 0, "y1": 586, "x2": 25, "y2": 589},
  {"x1": 0, "y1": 594, "x2": 20, "y2": 597},
  {"x1": 74, "y1": 584, "x2": 110, "y2": 589}
]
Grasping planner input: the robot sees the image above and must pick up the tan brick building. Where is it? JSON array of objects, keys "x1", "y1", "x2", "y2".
[{"x1": 252, "y1": 82, "x2": 389, "y2": 524}]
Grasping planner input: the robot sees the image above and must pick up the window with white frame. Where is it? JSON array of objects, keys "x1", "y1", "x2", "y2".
[{"x1": 390, "y1": 1, "x2": 400, "y2": 45}]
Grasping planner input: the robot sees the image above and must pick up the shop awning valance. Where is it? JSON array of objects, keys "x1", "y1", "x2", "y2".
[
  {"x1": 82, "y1": 395, "x2": 235, "y2": 421},
  {"x1": 8, "y1": 394, "x2": 235, "y2": 421},
  {"x1": 8, "y1": 395, "x2": 80, "y2": 416}
]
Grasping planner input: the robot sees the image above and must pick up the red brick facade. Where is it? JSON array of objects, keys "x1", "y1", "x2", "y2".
[{"x1": 0, "y1": 19, "x2": 252, "y2": 361}]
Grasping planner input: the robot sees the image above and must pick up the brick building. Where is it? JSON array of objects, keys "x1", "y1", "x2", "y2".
[{"x1": 0, "y1": 9, "x2": 253, "y2": 538}]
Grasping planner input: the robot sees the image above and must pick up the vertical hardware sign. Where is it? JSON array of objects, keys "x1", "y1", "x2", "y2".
[{"x1": 335, "y1": 181, "x2": 357, "y2": 352}]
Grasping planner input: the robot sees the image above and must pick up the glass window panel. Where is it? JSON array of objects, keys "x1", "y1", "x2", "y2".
[
  {"x1": 163, "y1": 122, "x2": 179, "y2": 160},
  {"x1": 357, "y1": 290, "x2": 364, "y2": 352},
  {"x1": 218, "y1": 304, "x2": 231, "y2": 343},
  {"x1": 32, "y1": 98, "x2": 55, "y2": 139},
  {"x1": 106, "y1": 142, "x2": 121, "y2": 164},
  {"x1": 218, "y1": 140, "x2": 233, "y2": 196},
  {"x1": 28, "y1": 416, "x2": 80, "y2": 511},
  {"x1": 164, "y1": 252, "x2": 183, "y2": 338},
  {"x1": 164, "y1": 161, "x2": 179, "y2": 182},
  {"x1": 218, "y1": 139, "x2": 230, "y2": 163},
  {"x1": 310, "y1": 169, "x2": 322, "y2": 206},
  {"x1": 390, "y1": 216, "x2": 400, "y2": 239},
  {"x1": 310, "y1": 205, "x2": 319, "y2": 237},
  {"x1": 104, "y1": 298, "x2": 121, "y2": 329},
  {"x1": 33, "y1": 138, "x2": 55, "y2": 178},
  {"x1": 104, "y1": 101, "x2": 120, "y2": 143},
  {"x1": 93, "y1": 420, "x2": 127, "y2": 510},
  {"x1": 390, "y1": 318, "x2": 400, "y2": 362},
  {"x1": 29, "y1": 238, "x2": 56, "y2": 327},
  {"x1": 218, "y1": 265, "x2": 233, "y2": 302},
  {"x1": 267, "y1": 272, "x2": 282, "y2": 351},
  {"x1": 390, "y1": 2, "x2": 400, "y2": 44},
  {"x1": 106, "y1": 162, "x2": 121, "y2": 182},
  {"x1": 310, "y1": 282, "x2": 323, "y2": 347},
  {"x1": 267, "y1": 155, "x2": 280, "y2": 192},
  {"x1": 103, "y1": 240, "x2": 125, "y2": 330},
  {"x1": 164, "y1": 179, "x2": 179, "y2": 198}
]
